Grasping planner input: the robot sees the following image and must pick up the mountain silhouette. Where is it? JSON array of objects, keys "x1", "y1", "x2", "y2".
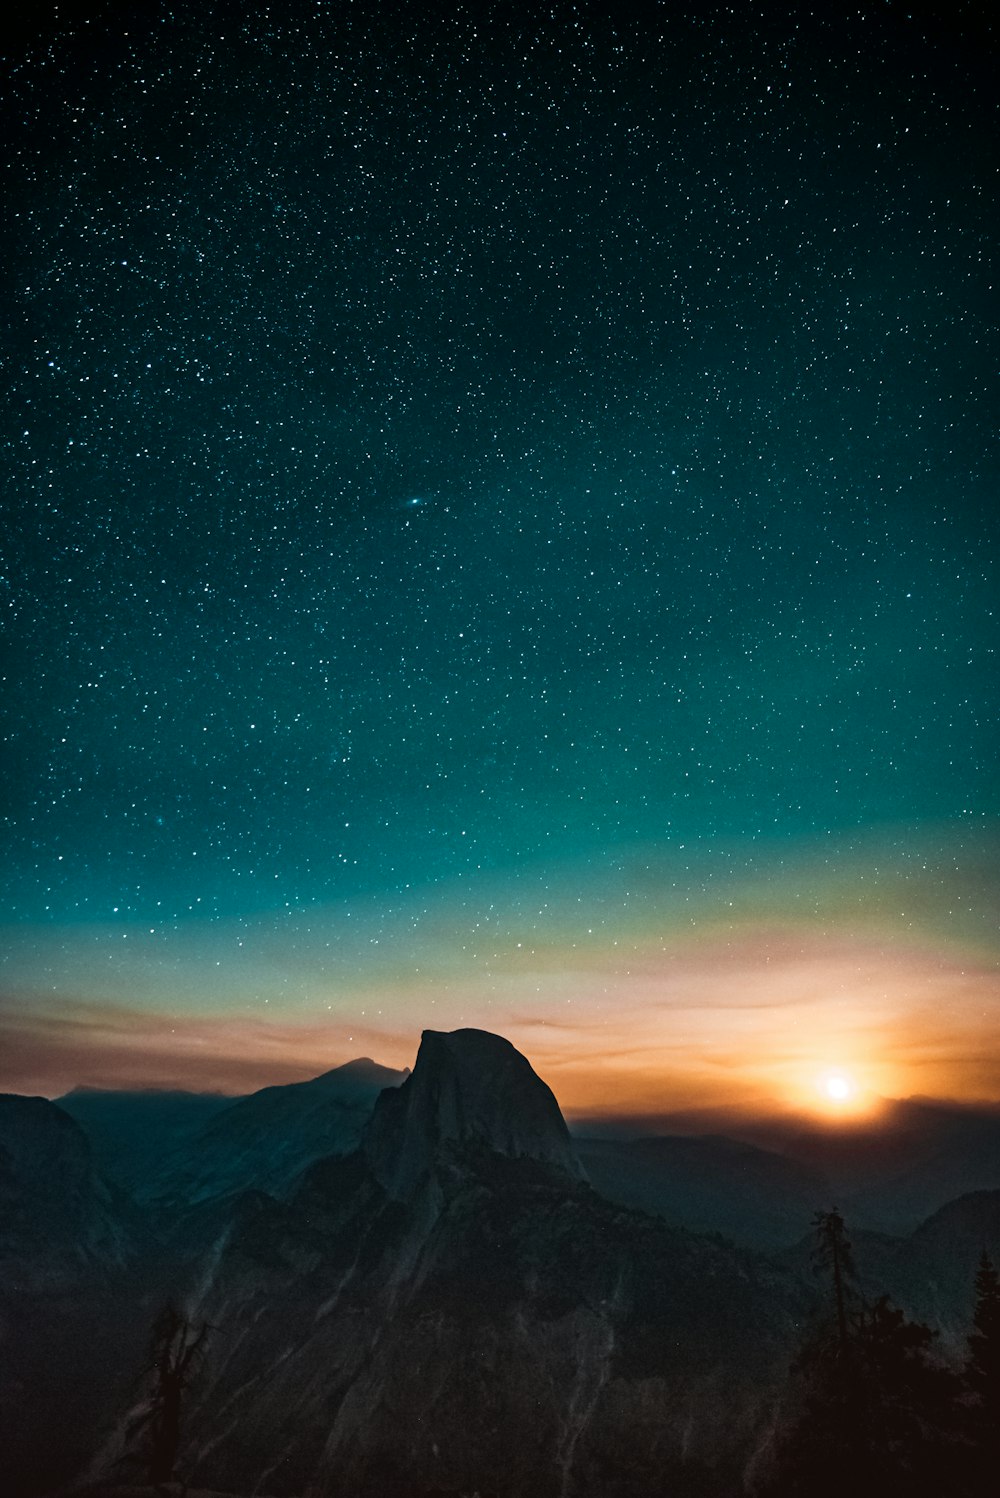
[
  {"x1": 57, "y1": 1087, "x2": 235, "y2": 1193},
  {"x1": 6, "y1": 1040, "x2": 1000, "y2": 1497},
  {"x1": 96, "y1": 1030, "x2": 806, "y2": 1497},
  {"x1": 137, "y1": 1057, "x2": 408, "y2": 1207},
  {"x1": 576, "y1": 1132, "x2": 827, "y2": 1250},
  {"x1": 0, "y1": 1096, "x2": 148, "y2": 1496},
  {"x1": 364, "y1": 1027, "x2": 585, "y2": 1197}
]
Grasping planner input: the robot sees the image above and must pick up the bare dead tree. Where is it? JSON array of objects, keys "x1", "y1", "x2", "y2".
[{"x1": 126, "y1": 1305, "x2": 210, "y2": 1487}]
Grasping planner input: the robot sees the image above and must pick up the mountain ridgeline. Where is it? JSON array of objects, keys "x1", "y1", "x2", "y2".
[
  {"x1": 2, "y1": 1030, "x2": 999, "y2": 1498},
  {"x1": 59, "y1": 1057, "x2": 410, "y2": 1206}
]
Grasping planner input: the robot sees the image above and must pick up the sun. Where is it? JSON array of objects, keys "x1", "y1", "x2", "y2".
[
  {"x1": 824, "y1": 1073, "x2": 853, "y2": 1102},
  {"x1": 784, "y1": 1063, "x2": 889, "y2": 1123},
  {"x1": 814, "y1": 1069, "x2": 864, "y2": 1112}
]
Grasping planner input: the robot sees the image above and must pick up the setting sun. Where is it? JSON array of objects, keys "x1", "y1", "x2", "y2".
[
  {"x1": 806, "y1": 1067, "x2": 884, "y2": 1120},
  {"x1": 824, "y1": 1073, "x2": 853, "y2": 1103}
]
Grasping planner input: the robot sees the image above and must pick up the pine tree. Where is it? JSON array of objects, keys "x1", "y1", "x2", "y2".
[
  {"x1": 852, "y1": 1295, "x2": 961, "y2": 1494},
  {"x1": 810, "y1": 1208, "x2": 856, "y2": 1358},
  {"x1": 764, "y1": 1213, "x2": 963, "y2": 1497},
  {"x1": 965, "y1": 1252, "x2": 1000, "y2": 1493},
  {"x1": 761, "y1": 1209, "x2": 864, "y2": 1495},
  {"x1": 966, "y1": 1252, "x2": 1000, "y2": 1407}
]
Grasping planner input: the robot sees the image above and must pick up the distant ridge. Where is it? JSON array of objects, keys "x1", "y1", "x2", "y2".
[
  {"x1": 58, "y1": 1088, "x2": 235, "y2": 1191},
  {"x1": 140, "y1": 1057, "x2": 409, "y2": 1205}
]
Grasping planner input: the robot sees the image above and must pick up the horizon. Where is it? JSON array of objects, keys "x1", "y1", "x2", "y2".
[
  {"x1": 4, "y1": 857, "x2": 1000, "y2": 1111},
  {"x1": 13, "y1": 1027, "x2": 1000, "y2": 1141}
]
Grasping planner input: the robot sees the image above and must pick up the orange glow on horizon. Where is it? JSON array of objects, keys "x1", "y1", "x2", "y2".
[
  {"x1": 778, "y1": 1067, "x2": 887, "y2": 1124},
  {"x1": 1, "y1": 848, "x2": 999, "y2": 1113}
]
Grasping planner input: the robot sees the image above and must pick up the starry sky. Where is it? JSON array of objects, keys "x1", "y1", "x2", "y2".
[{"x1": 2, "y1": 0, "x2": 998, "y2": 1116}]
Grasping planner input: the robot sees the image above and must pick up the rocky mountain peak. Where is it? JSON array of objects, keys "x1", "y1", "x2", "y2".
[{"x1": 363, "y1": 1028, "x2": 586, "y2": 1198}]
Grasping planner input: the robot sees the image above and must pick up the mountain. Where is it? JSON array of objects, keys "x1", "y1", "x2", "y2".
[
  {"x1": 879, "y1": 1189, "x2": 1000, "y2": 1349},
  {"x1": 17, "y1": 1035, "x2": 999, "y2": 1498},
  {"x1": 91, "y1": 1030, "x2": 809, "y2": 1498},
  {"x1": 778, "y1": 1188, "x2": 1000, "y2": 1360},
  {"x1": 0, "y1": 1093, "x2": 137, "y2": 1289},
  {"x1": 0, "y1": 1096, "x2": 148, "y2": 1497},
  {"x1": 733, "y1": 1098, "x2": 1000, "y2": 1236},
  {"x1": 364, "y1": 1027, "x2": 585, "y2": 1197},
  {"x1": 140, "y1": 1057, "x2": 409, "y2": 1206},
  {"x1": 576, "y1": 1133, "x2": 828, "y2": 1250},
  {"x1": 840, "y1": 1101, "x2": 1000, "y2": 1233},
  {"x1": 57, "y1": 1087, "x2": 236, "y2": 1194}
]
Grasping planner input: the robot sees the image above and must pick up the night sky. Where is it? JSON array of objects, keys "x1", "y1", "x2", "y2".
[{"x1": 3, "y1": 0, "x2": 998, "y2": 1115}]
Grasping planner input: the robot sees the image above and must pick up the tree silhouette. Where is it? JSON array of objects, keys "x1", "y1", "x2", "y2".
[
  {"x1": 966, "y1": 1251, "x2": 1000, "y2": 1405},
  {"x1": 965, "y1": 1252, "x2": 1000, "y2": 1493},
  {"x1": 763, "y1": 1213, "x2": 963, "y2": 1497},
  {"x1": 810, "y1": 1208, "x2": 856, "y2": 1358},
  {"x1": 853, "y1": 1294, "x2": 962, "y2": 1493},
  {"x1": 128, "y1": 1306, "x2": 210, "y2": 1486}
]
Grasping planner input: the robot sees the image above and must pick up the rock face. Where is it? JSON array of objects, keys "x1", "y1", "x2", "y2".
[
  {"x1": 364, "y1": 1028, "x2": 586, "y2": 1198},
  {"x1": 177, "y1": 1151, "x2": 802, "y2": 1498},
  {"x1": 0, "y1": 1096, "x2": 146, "y2": 1498},
  {"x1": 0, "y1": 1094, "x2": 135, "y2": 1289},
  {"x1": 135, "y1": 1032, "x2": 808, "y2": 1498}
]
